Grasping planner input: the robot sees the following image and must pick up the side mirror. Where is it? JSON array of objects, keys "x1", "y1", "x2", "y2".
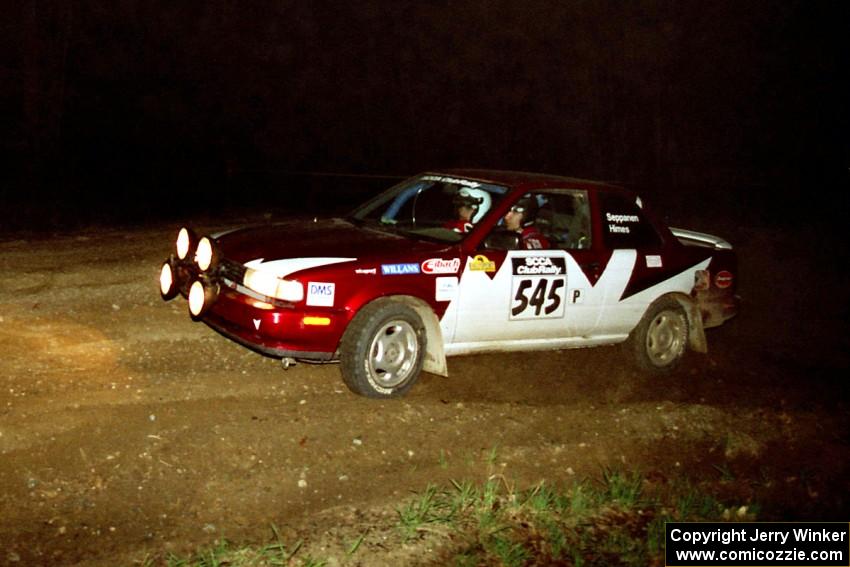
[{"x1": 483, "y1": 230, "x2": 520, "y2": 250}]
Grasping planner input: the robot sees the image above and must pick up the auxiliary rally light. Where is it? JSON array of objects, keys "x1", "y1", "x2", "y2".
[
  {"x1": 195, "y1": 236, "x2": 216, "y2": 272},
  {"x1": 159, "y1": 261, "x2": 178, "y2": 299},
  {"x1": 188, "y1": 279, "x2": 218, "y2": 317},
  {"x1": 176, "y1": 227, "x2": 197, "y2": 260}
]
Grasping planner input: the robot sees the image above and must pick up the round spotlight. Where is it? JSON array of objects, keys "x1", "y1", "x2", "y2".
[
  {"x1": 196, "y1": 237, "x2": 215, "y2": 272},
  {"x1": 188, "y1": 279, "x2": 218, "y2": 318},
  {"x1": 188, "y1": 280, "x2": 206, "y2": 317},
  {"x1": 176, "y1": 227, "x2": 192, "y2": 260},
  {"x1": 159, "y1": 261, "x2": 177, "y2": 299}
]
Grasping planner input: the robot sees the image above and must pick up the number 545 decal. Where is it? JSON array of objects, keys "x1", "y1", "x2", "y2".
[{"x1": 509, "y1": 257, "x2": 567, "y2": 320}]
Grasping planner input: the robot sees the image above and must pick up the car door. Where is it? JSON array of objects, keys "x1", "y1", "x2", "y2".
[{"x1": 449, "y1": 189, "x2": 612, "y2": 347}]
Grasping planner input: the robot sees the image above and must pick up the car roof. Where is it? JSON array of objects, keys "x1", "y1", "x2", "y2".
[{"x1": 435, "y1": 169, "x2": 625, "y2": 191}]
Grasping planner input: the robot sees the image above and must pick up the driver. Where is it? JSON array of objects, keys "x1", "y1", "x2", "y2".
[
  {"x1": 504, "y1": 196, "x2": 550, "y2": 249},
  {"x1": 445, "y1": 187, "x2": 491, "y2": 233}
]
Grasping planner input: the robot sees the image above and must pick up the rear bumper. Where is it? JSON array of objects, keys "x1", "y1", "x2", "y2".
[{"x1": 700, "y1": 293, "x2": 740, "y2": 329}]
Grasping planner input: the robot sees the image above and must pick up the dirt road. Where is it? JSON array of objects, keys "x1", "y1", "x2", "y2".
[{"x1": 1, "y1": 221, "x2": 848, "y2": 565}]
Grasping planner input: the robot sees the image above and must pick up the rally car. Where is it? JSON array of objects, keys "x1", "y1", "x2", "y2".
[{"x1": 159, "y1": 170, "x2": 738, "y2": 398}]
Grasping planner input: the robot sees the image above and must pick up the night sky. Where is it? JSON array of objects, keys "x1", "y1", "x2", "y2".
[{"x1": 3, "y1": 1, "x2": 847, "y2": 230}]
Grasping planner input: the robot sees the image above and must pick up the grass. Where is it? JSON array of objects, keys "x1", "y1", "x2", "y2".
[
  {"x1": 712, "y1": 462, "x2": 736, "y2": 481},
  {"x1": 145, "y1": 469, "x2": 753, "y2": 566}
]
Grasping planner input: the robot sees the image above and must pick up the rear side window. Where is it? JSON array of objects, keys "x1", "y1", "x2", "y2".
[
  {"x1": 598, "y1": 191, "x2": 662, "y2": 249},
  {"x1": 533, "y1": 190, "x2": 592, "y2": 250}
]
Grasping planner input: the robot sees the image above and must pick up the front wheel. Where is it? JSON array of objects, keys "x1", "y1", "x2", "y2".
[
  {"x1": 338, "y1": 299, "x2": 426, "y2": 398},
  {"x1": 629, "y1": 296, "x2": 689, "y2": 372}
]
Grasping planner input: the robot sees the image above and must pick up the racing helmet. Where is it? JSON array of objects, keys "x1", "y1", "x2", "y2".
[
  {"x1": 453, "y1": 187, "x2": 492, "y2": 224},
  {"x1": 510, "y1": 195, "x2": 539, "y2": 227}
]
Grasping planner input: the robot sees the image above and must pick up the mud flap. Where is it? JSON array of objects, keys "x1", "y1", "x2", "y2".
[
  {"x1": 397, "y1": 296, "x2": 449, "y2": 377},
  {"x1": 686, "y1": 301, "x2": 708, "y2": 353}
]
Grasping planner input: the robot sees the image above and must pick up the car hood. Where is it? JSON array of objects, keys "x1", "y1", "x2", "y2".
[{"x1": 214, "y1": 218, "x2": 448, "y2": 268}]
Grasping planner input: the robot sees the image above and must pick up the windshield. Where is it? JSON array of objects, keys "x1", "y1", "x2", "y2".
[{"x1": 348, "y1": 174, "x2": 508, "y2": 242}]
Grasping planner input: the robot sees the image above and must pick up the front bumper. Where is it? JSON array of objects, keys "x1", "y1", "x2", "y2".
[
  {"x1": 202, "y1": 308, "x2": 337, "y2": 361},
  {"x1": 162, "y1": 254, "x2": 348, "y2": 361},
  {"x1": 202, "y1": 284, "x2": 347, "y2": 361}
]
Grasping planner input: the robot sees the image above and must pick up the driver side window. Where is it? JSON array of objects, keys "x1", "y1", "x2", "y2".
[{"x1": 482, "y1": 190, "x2": 593, "y2": 251}]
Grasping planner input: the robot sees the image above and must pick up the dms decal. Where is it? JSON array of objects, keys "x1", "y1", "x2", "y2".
[
  {"x1": 468, "y1": 255, "x2": 496, "y2": 272},
  {"x1": 606, "y1": 212, "x2": 640, "y2": 234},
  {"x1": 509, "y1": 257, "x2": 567, "y2": 320},
  {"x1": 381, "y1": 263, "x2": 421, "y2": 275},
  {"x1": 306, "y1": 281, "x2": 335, "y2": 307},
  {"x1": 422, "y1": 258, "x2": 461, "y2": 274}
]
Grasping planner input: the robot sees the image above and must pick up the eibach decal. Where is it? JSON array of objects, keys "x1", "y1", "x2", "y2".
[{"x1": 422, "y1": 258, "x2": 461, "y2": 274}]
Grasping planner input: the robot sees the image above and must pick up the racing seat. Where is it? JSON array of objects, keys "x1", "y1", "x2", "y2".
[{"x1": 535, "y1": 205, "x2": 555, "y2": 243}]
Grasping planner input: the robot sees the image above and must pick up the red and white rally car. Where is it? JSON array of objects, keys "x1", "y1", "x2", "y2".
[{"x1": 160, "y1": 170, "x2": 738, "y2": 397}]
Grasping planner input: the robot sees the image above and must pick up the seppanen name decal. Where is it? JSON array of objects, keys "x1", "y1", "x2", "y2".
[{"x1": 606, "y1": 211, "x2": 640, "y2": 234}]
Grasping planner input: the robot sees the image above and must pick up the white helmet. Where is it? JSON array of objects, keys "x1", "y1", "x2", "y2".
[{"x1": 454, "y1": 187, "x2": 492, "y2": 224}]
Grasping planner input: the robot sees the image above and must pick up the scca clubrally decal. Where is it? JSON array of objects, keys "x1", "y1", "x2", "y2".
[{"x1": 509, "y1": 256, "x2": 567, "y2": 320}]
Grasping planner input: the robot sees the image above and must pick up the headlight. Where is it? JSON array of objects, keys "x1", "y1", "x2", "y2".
[
  {"x1": 243, "y1": 268, "x2": 304, "y2": 302},
  {"x1": 176, "y1": 227, "x2": 196, "y2": 261},
  {"x1": 195, "y1": 236, "x2": 216, "y2": 272}
]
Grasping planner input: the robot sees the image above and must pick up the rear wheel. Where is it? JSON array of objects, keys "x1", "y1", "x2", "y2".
[
  {"x1": 339, "y1": 299, "x2": 426, "y2": 398},
  {"x1": 630, "y1": 296, "x2": 689, "y2": 372}
]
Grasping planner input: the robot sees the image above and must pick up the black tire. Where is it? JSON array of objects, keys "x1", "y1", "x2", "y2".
[
  {"x1": 338, "y1": 299, "x2": 427, "y2": 398},
  {"x1": 629, "y1": 296, "x2": 689, "y2": 372}
]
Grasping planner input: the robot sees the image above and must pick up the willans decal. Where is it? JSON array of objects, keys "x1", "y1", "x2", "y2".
[{"x1": 381, "y1": 263, "x2": 421, "y2": 275}]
